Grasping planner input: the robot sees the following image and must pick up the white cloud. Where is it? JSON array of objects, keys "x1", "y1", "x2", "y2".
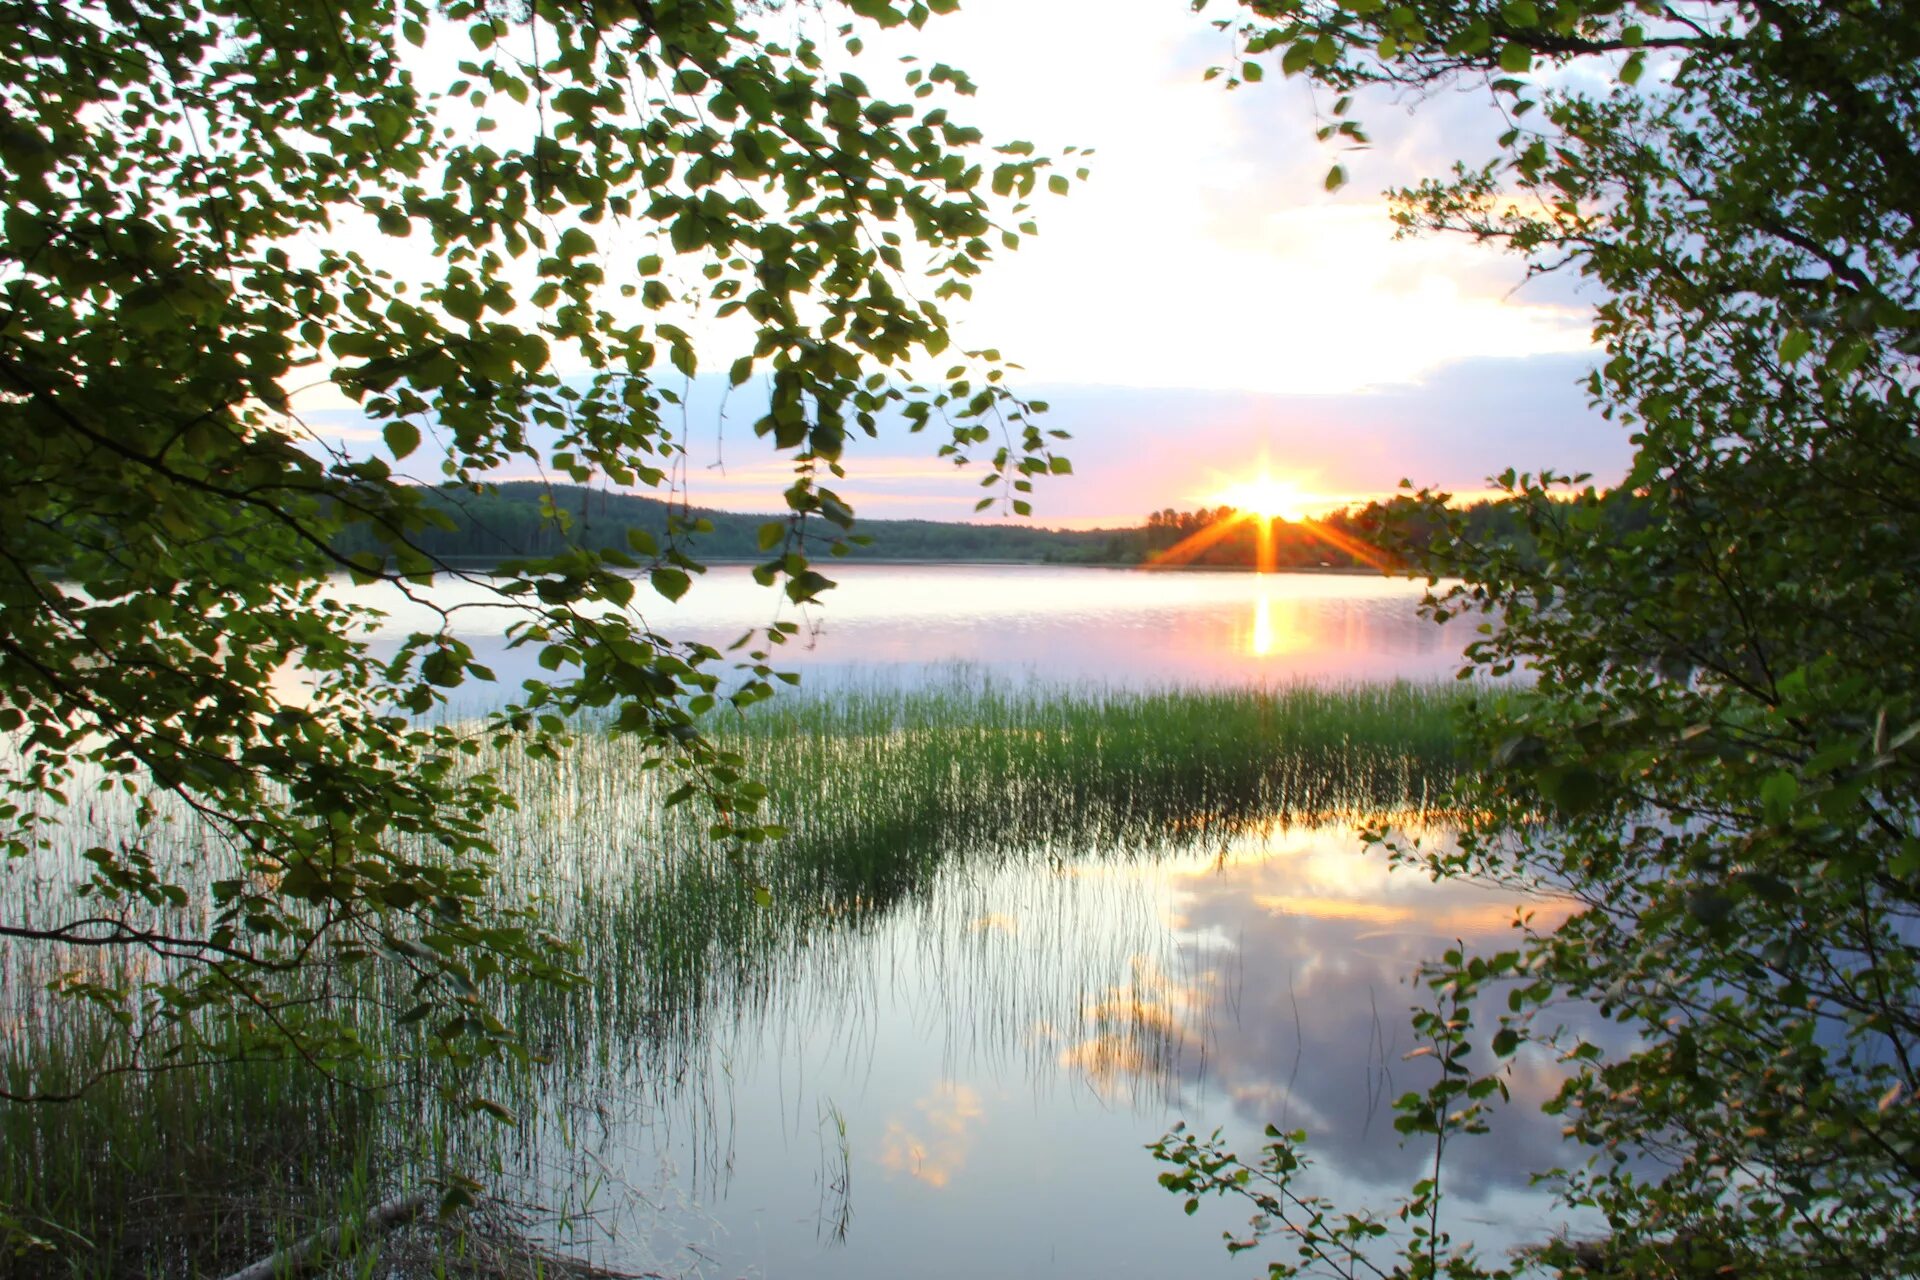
[
  {"x1": 866, "y1": 0, "x2": 1599, "y2": 393},
  {"x1": 283, "y1": 2, "x2": 1625, "y2": 522}
]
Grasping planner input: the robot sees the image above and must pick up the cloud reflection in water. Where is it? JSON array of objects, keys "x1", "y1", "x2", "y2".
[
  {"x1": 1055, "y1": 823, "x2": 1586, "y2": 1202},
  {"x1": 877, "y1": 1081, "x2": 987, "y2": 1189}
]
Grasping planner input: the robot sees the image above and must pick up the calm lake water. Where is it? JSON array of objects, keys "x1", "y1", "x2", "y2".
[
  {"x1": 530, "y1": 823, "x2": 1579, "y2": 1280},
  {"x1": 352, "y1": 562, "x2": 1471, "y2": 694},
  {"x1": 363, "y1": 567, "x2": 1571, "y2": 1276}
]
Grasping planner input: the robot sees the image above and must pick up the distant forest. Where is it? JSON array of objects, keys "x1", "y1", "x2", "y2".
[
  {"x1": 1132, "y1": 488, "x2": 1652, "y2": 569},
  {"x1": 334, "y1": 481, "x2": 1646, "y2": 571},
  {"x1": 334, "y1": 481, "x2": 1140, "y2": 564}
]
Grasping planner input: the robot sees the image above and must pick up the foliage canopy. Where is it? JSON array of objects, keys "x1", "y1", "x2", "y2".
[
  {"x1": 0, "y1": 0, "x2": 1071, "y2": 1094},
  {"x1": 1157, "y1": 2, "x2": 1920, "y2": 1277}
]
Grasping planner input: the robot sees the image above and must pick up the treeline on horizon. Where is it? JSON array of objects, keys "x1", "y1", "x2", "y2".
[
  {"x1": 333, "y1": 481, "x2": 1649, "y2": 570},
  {"x1": 1142, "y1": 486, "x2": 1654, "y2": 569}
]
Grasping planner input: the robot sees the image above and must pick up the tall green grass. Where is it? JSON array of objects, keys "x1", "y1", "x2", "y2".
[{"x1": 0, "y1": 679, "x2": 1471, "y2": 1276}]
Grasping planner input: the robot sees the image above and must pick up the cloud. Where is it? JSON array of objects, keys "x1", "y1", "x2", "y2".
[
  {"x1": 275, "y1": 0, "x2": 1636, "y2": 526},
  {"x1": 900, "y1": 0, "x2": 1598, "y2": 396},
  {"x1": 876, "y1": 1081, "x2": 988, "y2": 1189},
  {"x1": 1053, "y1": 954, "x2": 1198, "y2": 1107},
  {"x1": 671, "y1": 350, "x2": 1627, "y2": 523},
  {"x1": 1001, "y1": 822, "x2": 1612, "y2": 1207},
  {"x1": 1135, "y1": 824, "x2": 1610, "y2": 1202},
  {"x1": 962, "y1": 353, "x2": 1629, "y2": 523},
  {"x1": 287, "y1": 345, "x2": 1627, "y2": 527}
]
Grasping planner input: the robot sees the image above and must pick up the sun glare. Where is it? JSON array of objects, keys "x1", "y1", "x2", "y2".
[
  {"x1": 1149, "y1": 464, "x2": 1392, "y2": 575},
  {"x1": 1212, "y1": 473, "x2": 1318, "y2": 523}
]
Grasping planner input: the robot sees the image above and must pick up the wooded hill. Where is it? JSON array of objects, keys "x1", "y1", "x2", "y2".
[
  {"x1": 334, "y1": 481, "x2": 1140, "y2": 564},
  {"x1": 335, "y1": 481, "x2": 1647, "y2": 571}
]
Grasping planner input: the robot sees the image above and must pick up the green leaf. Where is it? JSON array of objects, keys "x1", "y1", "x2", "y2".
[
  {"x1": 421, "y1": 649, "x2": 465, "y2": 687},
  {"x1": 466, "y1": 1097, "x2": 517, "y2": 1124},
  {"x1": 1544, "y1": 765, "x2": 1601, "y2": 814},
  {"x1": 650, "y1": 568, "x2": 692, "y2": 601},
  {"x1": 383, "y1": 420, "x2": 422, "y2": 460},
  {"x1": 784, "y1": 569, "x2": 836, "y2": 603},
  {"x1": 1760, "y1": 770, "x2": 1799, "y2": 824}
]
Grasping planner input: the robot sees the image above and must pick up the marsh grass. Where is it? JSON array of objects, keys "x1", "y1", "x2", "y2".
[{"x1": 0, "y1": 678, "x2": 1470, "y2": 1277}]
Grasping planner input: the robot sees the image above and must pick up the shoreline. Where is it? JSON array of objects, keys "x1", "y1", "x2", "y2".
[{"x1": 370, "y1": 555, "x2": 1398, "y2": 577}]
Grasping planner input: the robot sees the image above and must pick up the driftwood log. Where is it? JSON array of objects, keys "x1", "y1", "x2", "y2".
[{"x1": 218, "y1": 1190, "x2": 433, "y2": 1280}]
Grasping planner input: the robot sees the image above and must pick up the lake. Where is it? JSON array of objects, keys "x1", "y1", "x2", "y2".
[
  {"x1": 8, "y1": 565, "x2": 1588, "y2": 1277},
  {"x1": 349, "y1": 562, "x2": 1472, "y2": 694},
  {"x1": 515, "y1": 814, "x2": 1580, "y2": 1279},
  {"x1": 364, "y1": 565, "x2": 1567, "y2": 1278}
]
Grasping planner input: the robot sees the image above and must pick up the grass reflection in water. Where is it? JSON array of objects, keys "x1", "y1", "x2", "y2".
[{"x1": 0, "y1": 678, "x2": 1472, "y2": 1276}]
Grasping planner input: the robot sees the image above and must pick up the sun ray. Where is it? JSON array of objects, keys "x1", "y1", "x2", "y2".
[
  {"x1": 1145, "y1": 510, "x2": 1256, "y2": 567},
  {"x1": 1294, "y1": 518, "x2": 1398, "y2": 574},
  {"x1": 1146, "y1": 476, "x2": 1398, "y2": 574}
]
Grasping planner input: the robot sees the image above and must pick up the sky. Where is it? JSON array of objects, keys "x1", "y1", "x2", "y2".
[{"x1": 302, "y1": 0, "x2": 1635, "y2": 526}]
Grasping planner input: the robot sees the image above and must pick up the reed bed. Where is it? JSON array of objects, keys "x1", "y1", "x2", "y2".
[{"x1": 0, "y1": 678, "x2": 1471, "y2": 1277}]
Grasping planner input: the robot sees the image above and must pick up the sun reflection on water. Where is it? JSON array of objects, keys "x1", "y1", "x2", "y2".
[
  {"x1": 1245, "y1": 584, "x2": 1313, "y2": 657},
  {"x1": 1250, "y1": 591, "x2": 1274, "y2": 655}
]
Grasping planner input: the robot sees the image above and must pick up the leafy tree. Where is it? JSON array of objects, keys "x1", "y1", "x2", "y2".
[
  {"x1": 0, "y1": 0, "x2": 1072, "y2": 1096},
  {"x1": 1157, "y1": 3, "x2": 1920, "y2": 1276}
]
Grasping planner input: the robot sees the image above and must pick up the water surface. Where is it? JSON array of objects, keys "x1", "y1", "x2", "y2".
[
  {"x1": 369, "y1": 567, "x2": 1555, "y2": 1279},
  {"x1": 12, "y1": 566, "x2": 1581, "y2": 1277},
  {"x1": 346, "y1": 564, "x2": 1467, "y2": 695},
  {"x1": 324, "y1": 553, "x2": 1565, "y2": 1280},
  {"x1": 510, "y1": 817, "x2": 1580, "y2": 1279}
]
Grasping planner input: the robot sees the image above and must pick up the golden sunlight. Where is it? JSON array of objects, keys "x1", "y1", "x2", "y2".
[
  {"x1": 1145, "y1": 461, "x2": 1397, "y2": 574},
  {"x1": 1245, "y1": 585, "x2": 1307, "y2": 656},
  {"x1": 1211, "y1": 472, "x2": 1320, "y2": 523}
]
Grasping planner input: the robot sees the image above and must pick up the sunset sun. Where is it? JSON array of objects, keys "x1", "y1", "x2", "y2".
[{"x1": 1212, "y1": 472, "x2": 1319, "y2": 523}]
